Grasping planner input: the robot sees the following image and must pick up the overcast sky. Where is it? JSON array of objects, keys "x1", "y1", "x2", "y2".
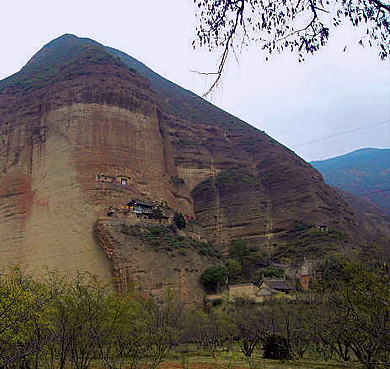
[{"x1": 1, "y1": 0, "x2": 389, "y2": 161}]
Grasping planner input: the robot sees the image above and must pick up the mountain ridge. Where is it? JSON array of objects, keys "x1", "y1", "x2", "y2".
[{"x1": 311, "y1": 148, "x2": 390, "y2": 215}]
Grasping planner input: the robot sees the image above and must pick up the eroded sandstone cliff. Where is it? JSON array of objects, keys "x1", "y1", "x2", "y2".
[
  {"x1": 0, "y1": 34, "x2": 382, "y2": 300},
  {"x1": 0, "y1": 35, "x2": 192, "y2": 283}
]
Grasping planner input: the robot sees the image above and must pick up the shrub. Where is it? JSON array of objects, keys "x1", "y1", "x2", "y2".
[
  {"x1": 228, "y1": 238, "x2": 249, "y2": 261},
  {"x1": 173, "y1": 213, "x2": 186, "y2": 229},
  {"x1": 263, "y1": 334, "x2": 292, "y2": 361},
  {"x1": 225, "y1": 259, "x2": 242, "y2": 278},
  {"x1": 200, "y1": 266, "x2": 227, "y2": 292},
  {"x1": 263, "y1": 266, "x2": 285, "y2": 278}
]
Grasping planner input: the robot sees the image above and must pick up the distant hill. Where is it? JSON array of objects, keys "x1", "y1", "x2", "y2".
[{"x1": 311, "y1": 148, "x2": 390, "y2": 215}]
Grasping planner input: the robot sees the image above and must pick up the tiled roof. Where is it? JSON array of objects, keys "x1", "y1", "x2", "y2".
[
  {"x1": 228, "y1": 283, "x2": 256, "y2": 289},
  {"x1": 128, "y1": 200, "x2": 154, "y2": 207},
  {"x1": 262, "y1": 279, "x2": 293, "y2": 291}
]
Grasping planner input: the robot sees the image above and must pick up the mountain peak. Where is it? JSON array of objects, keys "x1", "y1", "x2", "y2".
[
  {"x1": 0, "y1": 34, "x2": 123, "y2": 93},
  {"x1": 22, "y1": 33, "x2": 108, "y2": 72}
]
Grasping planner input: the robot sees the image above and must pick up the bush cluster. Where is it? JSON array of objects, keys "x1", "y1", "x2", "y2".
[{"x1": 128, "y1": 224, "x2": 219, "y2": 258}]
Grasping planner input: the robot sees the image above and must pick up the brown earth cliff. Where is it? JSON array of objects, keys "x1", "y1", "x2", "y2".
[{"x1": 0, "y1": 34, "x2": 383, "y2": 302}]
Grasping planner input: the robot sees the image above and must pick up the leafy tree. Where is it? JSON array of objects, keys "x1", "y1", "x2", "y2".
[
  {"x1": 0, "y1": 266, "x2": 54, "y2": 368},
  {"x1": 143, "y1": 291, "x2": 184, "y2": 369},
  {"x1": 91, "y1": 292, "x2": 148, "y2": 369},
  {"x1": 68, "y1": 273, "x2": 105, "y2": 369},
  {"x1": 47, "y1": 272, "x2": 150, "y2": 369},
  {"x1": 228, "y1": 299, "x2": 271, "y2": 357},
  {"x1": 272, "y1": 299, "x2": 315, "y2": 359},
  {"x1": 111, "y1": 296, "x2": 149, "y2": 369},
  {"x1": 228, "y1": 238, "x2": 249, "y2": 262},
  {"x1": 341, "y1": 267, "x2": 389, "y2": 369},
  {"x1": 193, "y1": 0, "x2": 390, "y2": 94},
  {"x1": 189, "y1": 309, "x2": 232, "y2": 357},
  {"x1": 200, "y1": 266, "x2": 228, "y2": 292},
  {"x1": 225, "y1": 259, "x2": 242, "y2": 280},
  {"x1": 44, "y1": 272, "x2": 74, "y2": 369},
  {"x1": 312, "y1": 293, "x2": 353, "y2": 362},
  {"x1": 263, "y1": 266, "x2": 285, "y2": 278},
  {"x1": 313, "y1": 260, "x2": 390, "y2": 368}
]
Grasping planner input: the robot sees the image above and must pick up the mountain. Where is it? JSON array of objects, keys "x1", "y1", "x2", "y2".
[
  {"x1": 311, "y1": 148, "x2": 390, "y2": 215},
  {"x1": 0, "y1": 34, "x2": 387, "y2": 302}
]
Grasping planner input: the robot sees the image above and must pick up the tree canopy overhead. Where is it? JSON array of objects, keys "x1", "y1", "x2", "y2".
[{"x1": 193, "y1": 0, "x2": 390, "y2": 95}]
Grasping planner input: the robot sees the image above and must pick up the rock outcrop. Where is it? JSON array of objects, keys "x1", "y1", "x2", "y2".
[{"x1": 94, "y1": 219, "x2": 219, "y2": 303}]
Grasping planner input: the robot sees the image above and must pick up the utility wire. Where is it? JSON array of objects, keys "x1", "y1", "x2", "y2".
[
  {"x1": 6, "y1": 121, "x2": 390, "y2": 269},
  {"x1": 356, "y1": 188, "x2": 390, "y2": 196},
  {"x1": 291, "y1": 119, "x2": 390, "y2": 148}
]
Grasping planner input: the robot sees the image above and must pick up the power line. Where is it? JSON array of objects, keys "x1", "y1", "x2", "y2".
[
  {"x1": 4, "y1": 188, "x2": 390, "y2": 272},
  {"x1": 357, "y1": 188, "x2": 390, "y2": 196},
  {"x1": 292, "y1": 119, "x2": 390, "y2": 148}
]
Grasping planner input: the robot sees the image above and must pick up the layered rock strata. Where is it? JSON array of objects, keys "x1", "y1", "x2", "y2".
[{"x1": 0, "y1": 35, "x2": 192, "y2": 282}]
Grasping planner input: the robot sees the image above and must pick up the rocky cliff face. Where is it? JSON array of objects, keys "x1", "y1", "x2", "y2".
[
  {"x1": 162, "y1": 113, "x2": 359, "y2": 251},
  {"x1": 0, "y1": 34, "x2": 381, "y2": 300},
  {"x1": 0, "y1": 35, "x2": 192, "y2": 282}
]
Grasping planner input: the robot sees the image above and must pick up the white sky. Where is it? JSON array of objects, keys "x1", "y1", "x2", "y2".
[{"x1": 1, "y1": 0, "x2": 389, "y2": 161}]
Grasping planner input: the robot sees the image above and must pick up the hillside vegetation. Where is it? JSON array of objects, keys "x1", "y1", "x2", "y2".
[{"x1": 1, "y1": 259, "x2": 389, "y2": 369}]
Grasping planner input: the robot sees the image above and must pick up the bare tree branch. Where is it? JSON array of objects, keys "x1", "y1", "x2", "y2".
[{"x1": 193, "y1": 0, "x2": 390, "y2": 94}]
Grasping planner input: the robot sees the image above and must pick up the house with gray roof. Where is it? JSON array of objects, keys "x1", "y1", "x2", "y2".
[{"x1": 258, "y1": 278, "x2": 294, "y2": 298}]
